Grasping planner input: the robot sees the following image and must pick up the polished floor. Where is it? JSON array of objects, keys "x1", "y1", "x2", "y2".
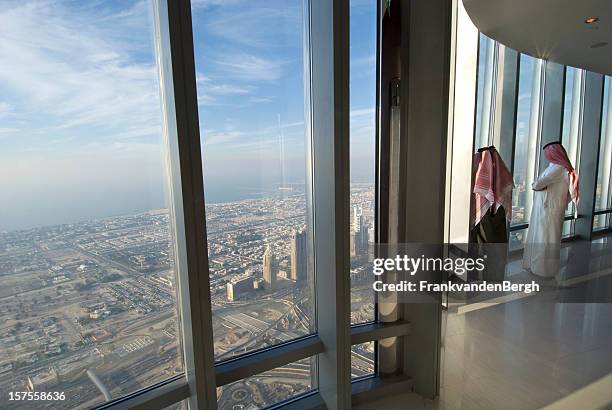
[{"x1": 357, "y1": 238, "x2": 612, "y2": 409}]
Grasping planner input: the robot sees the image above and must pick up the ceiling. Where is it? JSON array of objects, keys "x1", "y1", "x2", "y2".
[{"x1": 463, "y1": 0, "x2": 612, "y2": 76}]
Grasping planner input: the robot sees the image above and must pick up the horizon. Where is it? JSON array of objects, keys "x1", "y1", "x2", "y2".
[
  {"x1": 0, "y1": 182, "x2": 376, "y2": 234},
  {"x1": 0, "y1": 0, "x2": 376, "y2": 231}
]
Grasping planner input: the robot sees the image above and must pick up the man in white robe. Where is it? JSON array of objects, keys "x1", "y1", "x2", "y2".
[{"x1": 523, "y1": 142, "x2": 579, "y2": 278}]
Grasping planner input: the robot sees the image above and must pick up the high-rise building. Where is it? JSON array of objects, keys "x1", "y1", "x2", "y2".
[
  {"x1": 226, "y1": 277, "x2": 253, "y2": 301},
  {"x1": 350, "y1": 231, "x2": 359, "y2": 257},
  {"x1": 351, "y1": 206, "x2": 370, "y2": 257},
  {"x1": 290, "y1": 229, "x2": 307, "y2": 281},
  {"x1": 353, "y1": 205, "x2": 363, "y2": 231},
  {"x1": 262, "y1": 246, "x2": 277, "y2": 291}
]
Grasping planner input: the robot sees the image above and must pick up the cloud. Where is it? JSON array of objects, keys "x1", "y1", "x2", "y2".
[
  {"x1": 351, "y1": 55, "x2": 376, "y2": 67},
  {"x1": 203, "y1": 5, "x2": 300, "y2": 49},
  {"x1": 283, "y1": 121, "x2": 304, "y2": 128},
  {"x1": 191, "y1": 0, "x2": 245, "y2": 9},
  {"x1": 350, "y1": 107, "x2": 375, "y2": 142},
  {"x1": 0, "y1": 0, "x2": 163, "y2": 152},
  {"x1": 249, "y1": 97, "x2": 274, "y2": 104},
  {"x1": 202, "y1": 117, "x2": 305, "y2": 152},
  {"x1": 0, "y1": 127, "x2": 18, "y2": 134},
  {"x1": 195, "y1": 73, "x2": 256, "y2": 106},
  {"x1": 350, "y1": 107, "x2": 375, "y2": 119},
  {"x1": 212, "y1": 53, "x2": 286, "y2": 82},
  {"x1": 0, "y1": 101, "x2": 12, "y2": 115}
]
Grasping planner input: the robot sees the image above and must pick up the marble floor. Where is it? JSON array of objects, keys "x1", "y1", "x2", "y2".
[{"x1": 357, "y1": 239, "x2": 612, "y2": 410}]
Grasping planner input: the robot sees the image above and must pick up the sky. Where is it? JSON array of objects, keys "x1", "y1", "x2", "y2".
[{"x1": 0, "y1": 0, "x2": 377, "y2": 231}]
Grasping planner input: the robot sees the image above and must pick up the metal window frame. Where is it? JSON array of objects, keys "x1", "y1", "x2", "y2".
[
  {"x1": 89, "y1": 0, "x2": 436, "y2": 407},
  {"x1": 213, "y1": 321, "x2": 410, "y2": 389},
  {"x1": 492, "y1": 44, "x2": 519, "y2": 166},
  {"x1": 472, "y1": 34, "x2": 520, "y2": 164},
  {"x1": 603, "y1": 78, "x2": 612, "y2": 228},
  {"x1": 305, "y1": 0, "x2": 352, "y2": 407},
  {"x1": 469, "y1": 33, "x2": 520, "y2": 242},
  {"x1": 92, "y1": 319, "x2": 411, "y2": 409},
  {"x1": 93, "y1": 1, "x2": 219, "y2": 409},
  {"x1": 508, "y1": 53, "x2": 547, "y2": 234},
  {"x1": 94, "y1": 375, "x2": 190, "y2": 410},
  {"x1": 376, "y1": 0, "x2": 405, "y2": 378},
  {"x1": 91, "y1": 3, "x2": 221, "y2": 410},
  {"x1": 214, "y1": 335, "x2": 324, "y2": 387},
  {"x1": 467, "y1": 37, "x2": 611, "y2": 246},
  {"x1": 560, "y1": 66, "x2": 585, "y2": 234},
  {"x1": 593, "y1": 77, "x2": 612, "y2": 231},
  {"x1": 575, "y1": 71, "x2": 605, "y2": 239},
  {"x1": 476, "y1": 34, "x2": 500, "y2": 149},
  {"x1": 504, "y1": 64, "x2": 605, "y2": 245},
  {"x1": 349, "y1": 0, "x2": 383, "y2": 380},
  {"x1": 444, "y1": 0, "x2": 480, "y2": 244},
  {"x1": 538, "y1": 60, "x2": 565, "y2": 169},
  {"x1": 153, "y1": 0, "x2": 217, "y2": 408}
]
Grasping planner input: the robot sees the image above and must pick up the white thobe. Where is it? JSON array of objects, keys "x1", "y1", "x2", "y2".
[{"x1": 522, "y1": 163, "x2": 570, "y2": 277}]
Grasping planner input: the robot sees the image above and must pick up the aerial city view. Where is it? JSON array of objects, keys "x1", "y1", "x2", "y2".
[
  {"x1": 0, "y1": 0, "x2": 377, "y2": 408},
  {"x1": 0, "y1": 185, "x2": 375, "y2": 409}
]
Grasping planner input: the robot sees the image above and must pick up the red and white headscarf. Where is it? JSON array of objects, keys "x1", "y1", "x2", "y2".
[
  {"x1": 543, "y1": 142, "x2": 579, "y2": 206},
  {"x1": 471, "y1": 147, "x2": 514, "y2": 227}
]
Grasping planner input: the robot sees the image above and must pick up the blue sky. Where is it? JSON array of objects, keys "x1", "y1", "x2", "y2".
[
  {"x1": 193, "y1": 0, "x2": 377, "y2": 200},
  {"x1": 0, "y1": 0, "x2": 376, "y2": 231}
]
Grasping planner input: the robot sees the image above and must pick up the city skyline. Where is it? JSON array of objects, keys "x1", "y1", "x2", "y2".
[{"x1": 0, "y1": 186, "x2": 376, "y2": 408}]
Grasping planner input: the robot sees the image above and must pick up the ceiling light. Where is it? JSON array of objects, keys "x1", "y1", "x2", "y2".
[
  {"x1": 584, "y1": 17, "x2": 599, "y2": 24},
  {"x1": 590, "y1": 42, "x2": 608, "y2": 49}
]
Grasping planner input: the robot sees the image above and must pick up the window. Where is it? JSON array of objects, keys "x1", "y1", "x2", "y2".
[
  {"x1": 351, "y1": 341, "x2": 375, "y2": 379},
  {"x1": 561, "y1": 67, "x2": 584, "y2": 167},
  {"x1": 216, "y1": 358, "x2": 314, "y2": 409},
  {"x1": 350, "y1": 0, "x2": 377, "y2": 326},
  {"x1": 560, "y1": 67, "x2": 583, "y2": 235},
  {"x1": 191, "y1": 0, "x2": 315, "y2": 364},
  {"x1": 1, "y1": 0, "x2": 437, "y2": 407},
  {"x1": 474, "y1": 33, "x2": 496, "y2": 149},
  {"x1": 510, "y1": 54, "x2": 542, "y2": 248},
  {"x1": 595, "y1": 77, "x2": 612, "y2": 230},
  {"x1": 0, "y1": 1, "x2": 182, "y2": 406}
]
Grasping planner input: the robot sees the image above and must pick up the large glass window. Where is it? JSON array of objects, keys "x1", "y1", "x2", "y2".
[
  {"x1": 510, "y1": 55, "x2": 542, "y2": 248},
  {"x1": 191, "y1": 0, "x2": 315, "y2": 365},
  {"x1": 349, "y1": 0, "x2": 377, "y2": 327},
  {"x1": 349, "y1": 0, "x2": 377, "y2": 380},
  {"x1": 560, "y1": 67, "x2": 584, "y2": 235},
  {"x1": 216, "y1": 358, "x2": 314, "y2": 409},
  {"x1": 0, "y1": 1, "x2": 183, "y2": 407},
  {"x1": 474, "y1": 33, "x2": 496, "y2": 149},
  {"x1": 595, "y1": 77, "x2": 612, "y2": 230},
  {"x1": 351, "y1": 341, "x2": 375, "y2": 379},
  {"x1": 561, "y1": 67, "x2": 583, "y2": 166}
]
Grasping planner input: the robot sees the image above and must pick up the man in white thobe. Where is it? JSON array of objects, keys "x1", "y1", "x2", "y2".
[{"x1": 523, "y1": 142, "x2": 579, "y2": 278}]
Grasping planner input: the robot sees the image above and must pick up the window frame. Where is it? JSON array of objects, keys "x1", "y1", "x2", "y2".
[
  {"x1": 471, "y1": 36, "x2": 608, "y2": 247},
  {"x1": 88, "y1": 0, "x2": 394, "y2": 408},
  {"x1": 593, "y1": 77, "x2": 612, "y2": 233}
]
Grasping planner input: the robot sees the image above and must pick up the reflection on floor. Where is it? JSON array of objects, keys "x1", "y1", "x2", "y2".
[
  {"x1": 357, "y1": 238, "x2": 612, "y2": 409},
  {"x1": 437, "y1": 301, "x2": 612, "y2": 409}
]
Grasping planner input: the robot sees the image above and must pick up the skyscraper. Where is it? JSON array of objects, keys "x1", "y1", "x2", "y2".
[
  {"x1": 353, "y1": 205, "x2": 362, "y2": 232},
  {"x1": 290, "y1": 229, "x2": 307, "y2": 281},
  {"x1": 262, "y1": 246, "x2": 277, "y2": 291},
  {"x1": 352, "y1": 206, "x2": 370, "y2": 256}
]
